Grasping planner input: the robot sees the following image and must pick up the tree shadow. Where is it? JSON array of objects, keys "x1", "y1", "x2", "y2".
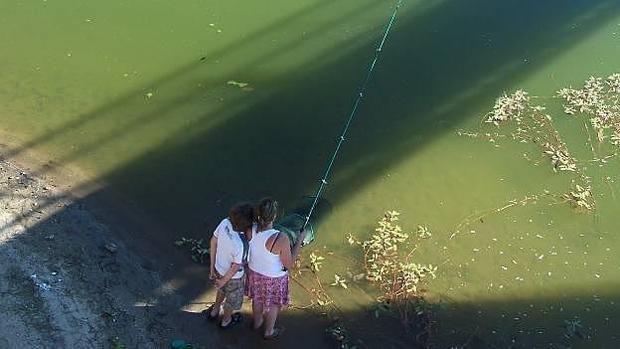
[
  {"x1": 5, "y1": 0, "x2": 618, "y2": 233},
  {"x1": 98, "y1": 0, "x2": 620, "y2": 234}
]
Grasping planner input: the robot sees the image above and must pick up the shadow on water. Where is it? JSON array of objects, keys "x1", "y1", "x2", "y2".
[
  {"x1": 103, "y1": 0, "x2": 620, "y2": 233},
  {"x1": 2, "y1": 0, "x2": 620, "y2": 347}
]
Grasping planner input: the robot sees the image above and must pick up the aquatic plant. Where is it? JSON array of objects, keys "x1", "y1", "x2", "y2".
[
  {"x1": 459, "y1": 74, "x2": 620, "y2": 214},
  {"x1": 478, "y1": 87, "x2": 584, "y2": 179},
  {"x1": 330, "y1": 274, "x2": 349, "y2": 289},
  {"x1": 309, "y1": 252, "x2": 325, "y2": 272},
  {"x1": 359, "y1": 211, "x2": 437, "y2": 346},
  {"x1": 558, "y1": 74, "x2": 620, "y2": 145},
  {"x1": 562, "y1": 183, "x2": 595, "y2": 211},
  {"x1": 346, "y1": 233, "x2": 359, "y2": 245},
  {"x1": 416, "y1": 225, "x2": 432, "y2": 239},
  {"x1": 486, "y1": 90, "x2": 530, "y2": 125},
  {"x1": 543, "y1": 142, "x2": 577, "y2": 172},
  {"x1": 173, "y1": 237, "x2": 209, "y2": 263},
  {"x1": 291, "y1": 253, "x2": 336, "y2": 309},
  {"x1": 363, "y1": 211, "x2": 436, "y2": 297},
  {"x1": 294, "y1": 212, "x2": 437, "y2": 348},
  {"x1": 325, "y1": 321, "x2": 361, "y2": 349}
]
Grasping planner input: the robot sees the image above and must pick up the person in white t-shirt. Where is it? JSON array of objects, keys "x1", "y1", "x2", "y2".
[{"x1": 206, "y1": 202, "x2": 253, "y2": 328}]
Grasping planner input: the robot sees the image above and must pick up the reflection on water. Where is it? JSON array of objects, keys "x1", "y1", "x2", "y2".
[{"x1": 1, "y1": 0, "x2": 620, "y2": 346}]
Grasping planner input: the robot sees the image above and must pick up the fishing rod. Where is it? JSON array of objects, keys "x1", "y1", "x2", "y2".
[{"x1": 300, "y1": 0, "x2": 404, "y2": 237}]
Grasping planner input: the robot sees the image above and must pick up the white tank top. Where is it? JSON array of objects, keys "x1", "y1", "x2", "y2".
[{"x1": 248, "y1": 229, "x2": 287, "y2": 278}]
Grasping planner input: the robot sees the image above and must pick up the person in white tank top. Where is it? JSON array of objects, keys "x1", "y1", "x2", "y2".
[
  {"x1": 248, "y1": 228, "x2": 287, "y2": 278},
  {"x1": 246, "y1": 198, "x2": 306, "y2": 340}
]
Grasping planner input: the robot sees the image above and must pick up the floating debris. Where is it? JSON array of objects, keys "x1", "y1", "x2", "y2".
[
  {"x1": 104, "y1": 242, "x2": 118, "y2": 254},
  {"x1": 563, "y1": 318, "x2": 584, "y2": 339},
  {"x1": 30, "y1": 274, "x2": 51, "y2": 291},
  {"x1": 226, "y1": 80, "x2": 250, "y2": 89},
  {"x1": 352, "y1": 273, "x2": 365, "y2": 282}
]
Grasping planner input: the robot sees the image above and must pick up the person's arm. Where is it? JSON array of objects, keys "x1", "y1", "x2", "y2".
[
  {"x1": 215, "y1": 263, "x2": 241, "y2": 288},
  {"x1": 290, "y1": 229, "x2": 307, "y2": 260},
  {"x1": 215, "y1": 238, "x2": 244, "y2": 288},
  {"x1": 209, "y1": 235, "x2": 218, "y2": 280},
  {"x1": 276, "y1": 230, "x2": 306, "y2": 270}
]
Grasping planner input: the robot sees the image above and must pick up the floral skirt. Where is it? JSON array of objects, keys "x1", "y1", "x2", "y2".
[{"x1": 245, "y1": 269, "x2": 289, "y2": 309}]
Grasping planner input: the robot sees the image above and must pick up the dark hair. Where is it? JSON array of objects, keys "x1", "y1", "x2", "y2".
[
  {"x1": 255, "y1": 197, "x2": 278, "y2": 228},
  {"x1": 229, "y1": 202, "x2": 254, "y2": 232}
]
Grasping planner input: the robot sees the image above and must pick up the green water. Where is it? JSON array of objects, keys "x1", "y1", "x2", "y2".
[{"x1": 2, "y1": 0, "x2": 620, "y2": 347}]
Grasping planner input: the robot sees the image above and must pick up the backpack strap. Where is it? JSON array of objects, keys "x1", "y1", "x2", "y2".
[{"x1": 240, "y1": 233, "x2": 250, "y2": 265}]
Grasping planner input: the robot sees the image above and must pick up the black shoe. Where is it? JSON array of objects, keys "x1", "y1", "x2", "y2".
[
  {"x1": 220, "y1": 314, "x2": 241, "y2": 330},
  {"x1": 202, "y1": 305, "x2": 218, "y2": 321}
]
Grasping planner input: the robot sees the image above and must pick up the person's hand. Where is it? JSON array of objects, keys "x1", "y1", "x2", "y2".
[
  {"x1": 209, "y1": 268, "x2": 216, "y2": 280},
  {"x1": 214, "y1": 277, "x2": 227, "y2": 289},
  {"x1": 298, "y1": 229, "x2": 307, "y2": 244}
]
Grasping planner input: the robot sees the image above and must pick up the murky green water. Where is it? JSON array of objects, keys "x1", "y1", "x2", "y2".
[{"x1": 2, "y1": 0, "x2": 620, "y2": 347}]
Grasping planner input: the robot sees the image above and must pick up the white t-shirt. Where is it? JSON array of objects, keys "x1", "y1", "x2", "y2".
[{"x1": 213, "y1": 218, "x2": 245, "y2": 279}]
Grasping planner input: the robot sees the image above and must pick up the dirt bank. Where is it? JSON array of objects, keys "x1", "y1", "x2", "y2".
[{"x1": 0, "y1": 155, "x2": 182, "y2": 347}]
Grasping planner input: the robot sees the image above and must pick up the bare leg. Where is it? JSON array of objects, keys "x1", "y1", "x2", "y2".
[
  {"x1": 221, "y1": 305, "x2": 233, "y2": 326},
  {"x1": 263, "y1": 306, "x2": 280, "y2": 337},
  {"x1": 252, "y1": 301, "x2": 264, "y2": 330},
  {"x1": 211, "y1": 290, "x2": 224, "y2": 317}
]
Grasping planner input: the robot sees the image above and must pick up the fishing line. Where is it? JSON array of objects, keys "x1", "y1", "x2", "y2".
[{"x1": 301, "y1": 0, "x2": 404, "y2": 234}]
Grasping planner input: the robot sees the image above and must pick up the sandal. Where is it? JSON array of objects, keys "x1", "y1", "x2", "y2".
[
  {"x1": 220, "y1": 314, "x2": 241, "y2": 329},
  {"x1": 263, "y1": 327, "x2": 284, "y2": 340},
  {"x1": 202, "y1": 305, "x2": 218, "y2": 321}
]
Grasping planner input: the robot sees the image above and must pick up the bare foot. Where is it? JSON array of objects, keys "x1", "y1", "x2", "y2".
[{"x1": 263, "y1": 327, "x2": 284, "y2": 340}]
